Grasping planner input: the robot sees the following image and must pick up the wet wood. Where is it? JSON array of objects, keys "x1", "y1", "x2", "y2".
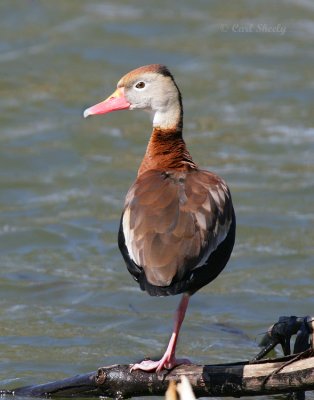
[{"x1": 1, "y1": 352, "x2": 314, "y2": 399}]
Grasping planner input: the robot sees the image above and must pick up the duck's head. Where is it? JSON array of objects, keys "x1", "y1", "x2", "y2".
[{"x1": 84, "y1": 64, "x2": 182, "y2": 130}]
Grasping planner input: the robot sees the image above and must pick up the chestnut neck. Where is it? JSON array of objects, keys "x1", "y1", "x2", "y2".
[{"x1": 138, "y1": 127, "x2": 197, "y2": 176}]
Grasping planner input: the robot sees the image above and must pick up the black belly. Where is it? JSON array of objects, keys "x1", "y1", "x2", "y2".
[{"x1": 118, "y1": 209, "x2": 236, "y2": 297}]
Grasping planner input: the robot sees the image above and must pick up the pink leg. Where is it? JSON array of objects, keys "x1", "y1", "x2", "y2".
[{"x1": 130, "y1": 293, "x2": 191, "y2": 372}]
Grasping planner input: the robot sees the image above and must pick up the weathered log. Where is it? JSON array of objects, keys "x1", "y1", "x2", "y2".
[
  {"x1": 1, "y1": 352, "x2": 314, "y2": 399},
  {"x1": 1, "y1": 316, "x2": 313, "y2": 398}
]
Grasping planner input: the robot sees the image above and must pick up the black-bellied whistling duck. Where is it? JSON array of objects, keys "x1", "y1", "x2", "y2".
[{"x1": 84, "y1": 64, "x2": 236, "y2": 372}]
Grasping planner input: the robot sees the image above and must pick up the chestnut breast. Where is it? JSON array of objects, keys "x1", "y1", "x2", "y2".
[{"x1": 120, "y1": 168, "x2": 233, "y2": 287}]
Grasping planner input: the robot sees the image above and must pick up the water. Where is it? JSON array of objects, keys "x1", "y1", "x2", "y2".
[{"x1": 0, "y1": 1, "x2": 314, "y2": 399}]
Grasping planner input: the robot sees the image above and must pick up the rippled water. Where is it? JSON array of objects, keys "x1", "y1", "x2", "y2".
[{"x1": 1, "y1": 1, "x2": 314, "y2": 399}]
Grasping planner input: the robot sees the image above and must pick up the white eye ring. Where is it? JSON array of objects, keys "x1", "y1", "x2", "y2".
[{"x1": 135, "y1": 81, "x2": 146, "y2": 90}]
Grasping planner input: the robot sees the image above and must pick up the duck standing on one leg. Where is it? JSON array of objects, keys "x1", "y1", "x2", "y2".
[{"x1": 84, "y1": 64, "x2": 236, "y2": 372}]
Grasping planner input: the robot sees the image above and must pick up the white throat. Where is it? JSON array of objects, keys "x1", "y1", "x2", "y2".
[{"x1": 152, "y1": 104, "x2": 181, "y2": 130}]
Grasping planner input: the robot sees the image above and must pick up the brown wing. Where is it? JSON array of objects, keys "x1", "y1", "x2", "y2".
[{"x1": 121, "y1": 168, "x2": 233, "y2": 287}]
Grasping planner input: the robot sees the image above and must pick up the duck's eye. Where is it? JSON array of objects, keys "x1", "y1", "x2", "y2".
[{"x1": 135, "y1": 81, "x2": 145, "y2": 89}]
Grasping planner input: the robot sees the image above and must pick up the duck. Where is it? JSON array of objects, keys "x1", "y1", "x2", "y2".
[{"x1": 84, "y1": 64, "x2": 236, "y2": 372}]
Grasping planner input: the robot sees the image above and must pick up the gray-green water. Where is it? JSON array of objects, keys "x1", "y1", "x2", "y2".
[{"x1": 1, "y1": 1, "x2": 314, "y2": 399}]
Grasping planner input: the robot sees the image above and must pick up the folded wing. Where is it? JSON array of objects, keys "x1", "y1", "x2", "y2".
[{"x1": 120, "y1": 169, "x2": 234, "y2": 288}]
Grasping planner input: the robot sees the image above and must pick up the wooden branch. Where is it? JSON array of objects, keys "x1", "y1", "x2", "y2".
[{"x1": 2, "y1": 352, "x2": 314, "y2": 398}]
